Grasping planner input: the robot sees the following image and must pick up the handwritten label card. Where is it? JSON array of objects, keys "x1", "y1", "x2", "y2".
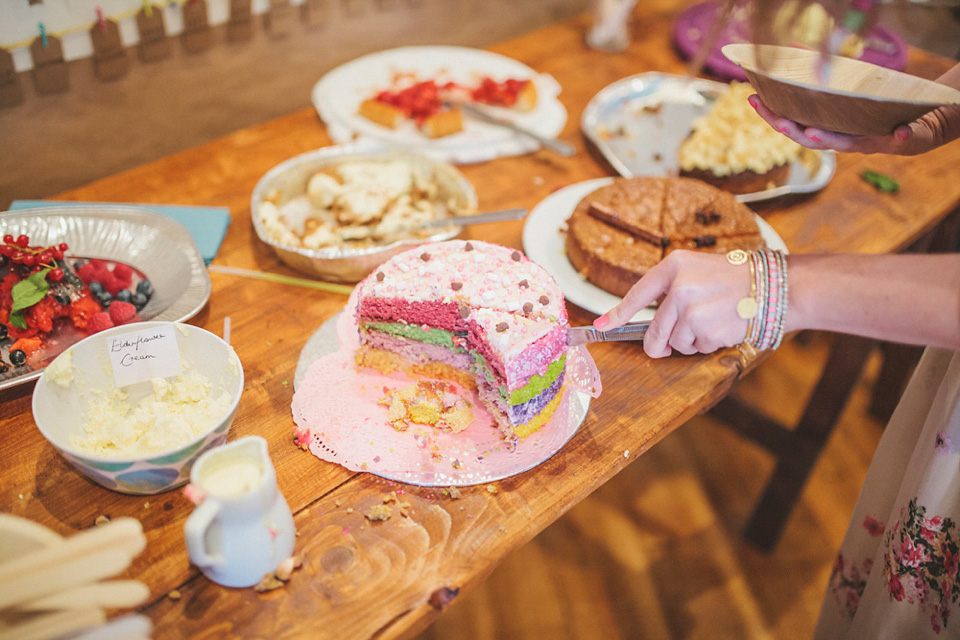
[{"x1": 108, "y1": 325, "x2": 183, "y2": 387}]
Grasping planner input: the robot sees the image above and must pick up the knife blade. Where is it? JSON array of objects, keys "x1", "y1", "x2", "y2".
[
  {"x1": 447, "y1": 101, "x2": 576, "y2": 157},
  {"x1": 417, "y1": 207, "x2": 528, "y2": 229},
  {"x1": 566, "y1": 321, "x2": 650, "y2": 346}
]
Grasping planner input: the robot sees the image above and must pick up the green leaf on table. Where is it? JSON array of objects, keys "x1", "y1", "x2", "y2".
[{"x1": 861, "y1": 170, "x2": 899, "y2": 194}]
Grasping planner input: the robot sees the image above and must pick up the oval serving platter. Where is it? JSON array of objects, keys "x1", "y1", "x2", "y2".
[
  {"x1": 581, "y1": 72, "x2": 836, "y2": 203},
  {"x1": 0, "y1": 205, "x2": 211, "y2": 392}
]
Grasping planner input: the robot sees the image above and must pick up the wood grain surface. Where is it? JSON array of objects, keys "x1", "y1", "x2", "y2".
[{"x1": 2, "y1": 5, "x2": 959, "y2": 639}]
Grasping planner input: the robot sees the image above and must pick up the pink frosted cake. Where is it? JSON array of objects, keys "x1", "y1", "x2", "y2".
[{"x1": 354, "y1": 239, "x2": 569, "y2": 439}]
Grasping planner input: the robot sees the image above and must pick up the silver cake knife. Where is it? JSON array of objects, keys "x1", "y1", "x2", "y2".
[
  {"x1": 445, "y1": 101, "x2": 576, "y2": 157},
  {"x1": 566, "y1": 321, "x2": 651, "y2": 346}
]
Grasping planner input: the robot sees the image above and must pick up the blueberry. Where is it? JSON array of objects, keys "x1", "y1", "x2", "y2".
[
  {"x1": 73, "y1": 260, "x2": 87, "y2": 270},
  {"x1": 131, "y1": 292, "x2": 148, "y2": 311},
  {"x1": 0, "y1": 324, "x2": 7, "y2": 340},
  {"x1": 136, "y1": 280, "x2": 154, "y2": 298},
  {"x1": 88, "y1": 281, "x2": 105, "y2": 295},
  {"x1": 9, "y1": 349, "x2": 26, "y2": 366},
  {"x1": 96, "y1": 291, "x2": 112, "y2": 308},
  {"x1": 54, "y1": 292, "x2": 71, "y2": 306},
  {"x1": 115, "y1": 289, "x2": 133, "y2": 303}
]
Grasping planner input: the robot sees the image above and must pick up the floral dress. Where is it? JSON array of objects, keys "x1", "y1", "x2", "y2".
[{"x1": 816, "y1": 347, "x2": 960, "y2": 638}]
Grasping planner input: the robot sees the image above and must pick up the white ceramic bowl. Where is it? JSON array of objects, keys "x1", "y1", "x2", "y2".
[
  {"x1": 32, "y1": 322, "x2": 244, "y2": 495},
  {"x1": 250, "y1": 144, "x2": 478, "y2": 282}
]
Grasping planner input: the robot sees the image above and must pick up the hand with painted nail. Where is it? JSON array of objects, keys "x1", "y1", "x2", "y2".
[
  {"x1": 593, "y1": 250, "x2": 752, "y2": 358},
  {"x1": 745, "y1": 61, "x2": 960, "y2": 156}
]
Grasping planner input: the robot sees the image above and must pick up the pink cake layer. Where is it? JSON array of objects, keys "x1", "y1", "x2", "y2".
[{"x1": 362, "y1": 331, "x2": 473, "y2": 371}]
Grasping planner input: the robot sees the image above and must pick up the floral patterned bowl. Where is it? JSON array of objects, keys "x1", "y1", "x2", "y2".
[{"x1": 31, "y1": 321, "x2": 244, "y2": 495}]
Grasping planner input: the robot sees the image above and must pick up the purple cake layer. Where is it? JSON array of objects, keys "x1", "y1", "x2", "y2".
[{"x1": 476, "y1": 368, "x2": 565, "y2": 425}]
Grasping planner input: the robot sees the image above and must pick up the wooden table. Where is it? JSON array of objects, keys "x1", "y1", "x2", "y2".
[{"x1": 3, "y1": 6, "x2": 960, "y2": 639}]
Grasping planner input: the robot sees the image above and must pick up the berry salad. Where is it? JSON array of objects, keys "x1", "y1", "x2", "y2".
[{"x1": 0, "y1": 233, "x2": 155, "y2": 376}]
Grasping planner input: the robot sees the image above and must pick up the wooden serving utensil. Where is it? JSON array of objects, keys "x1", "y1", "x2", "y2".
[
  {"x1": 16, "y1": 580, "x2": 150, "y2": 612},
  {"x1": 0, "y1": 606, "x2": 105, "y2": 640},
  {"x1": 722, "y1": 43, "x2": 960, "y2": 136},
  {"x1": 0, "y1": 518, "x2": 146, "y2": 611}
]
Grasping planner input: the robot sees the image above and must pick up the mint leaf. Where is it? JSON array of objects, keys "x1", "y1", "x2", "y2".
[
  {"x1": 861, "y1": 170, "x2": 899, "y2": 194},
  {"x1": 10, "y1": 268, "x2": 51, "y2": 315},
  {"x1": 9, "y1": 310, "x2": 27, "y2": 329}
]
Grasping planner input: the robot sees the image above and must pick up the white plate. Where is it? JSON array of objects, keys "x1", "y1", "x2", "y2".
[
  {"x1": 312, "y1": 45, "x2": 568, "y2": 164},
  {"x1": 0, "y1": 206, "x2": 211, "y2": 392},
  {"x1": 522, "y1": 178, "x2": 789, "y2": 321},
  {"x1": 580, "y1": 72, "x2": 835, "y2": 203}
]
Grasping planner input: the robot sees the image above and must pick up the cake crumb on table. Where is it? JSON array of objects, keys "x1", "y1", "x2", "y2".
[
  {"x1": 167, "y1": 590, "x2": 181, "y2": 601},
  {"x1": 255, "y1": 554, "x2": 305, "y2": 592},
  {"x1": 365, "y1": 504, "x2": 392, "y2": 521},
  {"x1": 485, "y1": 484, "x2": 499, "y2": 495}
]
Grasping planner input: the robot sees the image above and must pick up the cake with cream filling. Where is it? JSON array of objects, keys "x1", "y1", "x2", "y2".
[
  {"x1": 678, "y1": 82, "x2": 803, "y2": 195},
  {"x1": 566, "y1": 176, "x2": 766, "y2": 297},
  {"x1": 354, "y1": 240, "x2": 568, "y2": 439}
]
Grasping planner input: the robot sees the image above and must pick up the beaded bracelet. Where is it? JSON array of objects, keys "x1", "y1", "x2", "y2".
[{"x1": 726, "y1": 248, "x2": 789, "y2": 351}]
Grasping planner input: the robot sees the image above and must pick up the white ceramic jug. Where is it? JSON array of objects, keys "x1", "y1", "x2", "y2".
[{"x1": 184, "y1": 436, "x2": 295, "y2": 587}]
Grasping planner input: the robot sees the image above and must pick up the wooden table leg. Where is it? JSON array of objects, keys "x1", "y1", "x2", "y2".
[{"x1": 709, "y1": 333, "x2": 876, "y2": 552}]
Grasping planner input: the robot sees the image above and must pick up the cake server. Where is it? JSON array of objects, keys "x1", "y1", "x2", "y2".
[
  {"x1": 377, "y1": 208, "x2": 529, "y2": 239},
  {"x1": 417, "y1": 207, "x2": 528, "y2": 230},
  {"x1": 566, "y1": 321, "x2": 650, "y2": 346},
  {"x1": 446, "y1": 101, "x2": 576, "y2": 157}
]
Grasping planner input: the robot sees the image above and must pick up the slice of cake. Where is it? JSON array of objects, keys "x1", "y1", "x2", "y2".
[
  {"x1": 565, "y1": 176, "x2": 767, "y2": 296},
  {"x1": 677, "y1": 82, "x2": 802, "y2": 195},
  {"x1": 354, "y1": 240, "x2": 569, "y2": 439}
]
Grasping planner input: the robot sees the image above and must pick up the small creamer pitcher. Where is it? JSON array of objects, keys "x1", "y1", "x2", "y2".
[{"x1": 184, "y1": 436, "x2": 295, "y2": 588}]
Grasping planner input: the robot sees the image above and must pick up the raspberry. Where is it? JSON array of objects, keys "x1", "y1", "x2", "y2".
[
  {"x1": 103, "y1": 274, "x2": 129, "y2": 296},
  {"x1": 76, "y1": 262, "x2": 99, "y2": 283},
  {"x1": 108, "y1": 300, "x2": 137, "y2": 326},
  {"x1": 112, "y1": 262, "x2": 134, "y2": 283},
  {"x1": 86, "y1": 311, "x2": 114, "y2": 334}
]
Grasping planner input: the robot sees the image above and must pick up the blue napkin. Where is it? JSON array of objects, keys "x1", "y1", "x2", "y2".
[{"x1": 9, "y1": 200, "x2": 231, "y2": 265}]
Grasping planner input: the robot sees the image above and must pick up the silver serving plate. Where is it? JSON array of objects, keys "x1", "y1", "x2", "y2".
[
  {"x1": 0, "y1": 205, "x2": 211, "y2": 392},
  {"x1": 250, "y1": 144, "x2": 479, "y2": 283},
  {"x1": 580, "y1": 72, "x2": 836, "y2": 203}
]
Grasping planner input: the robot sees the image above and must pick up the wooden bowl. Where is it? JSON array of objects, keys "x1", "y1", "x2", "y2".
[{"x1": 722, "y1": 43, "x2": 960, "y2": 136}]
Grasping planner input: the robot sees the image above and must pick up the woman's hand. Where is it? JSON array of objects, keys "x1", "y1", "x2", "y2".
[
  {"x1": 748, "y1": 94, "x2": 960, "y2": 156},
  {"x1": 593, "y1": 250, "x2": 752, "y2": 358}
]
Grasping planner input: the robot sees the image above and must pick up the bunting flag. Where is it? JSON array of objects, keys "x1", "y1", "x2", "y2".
[
  {"x1": 30, "y1": 30, "x2": 69, "y2": 94},
  {"x1": 137, "y1": 4, "x2": 172, "y2": 63},
  {"x1": 0, "y1": 0, "x2": 419, "y2": 108},
  {"x1": 0, "y1": 48, "x2": 24, "y2": 106}
]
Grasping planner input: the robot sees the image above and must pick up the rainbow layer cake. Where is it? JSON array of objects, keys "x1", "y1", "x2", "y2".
[{"x1": 354, "y1": 240, "x2": 569, "y2": 439}]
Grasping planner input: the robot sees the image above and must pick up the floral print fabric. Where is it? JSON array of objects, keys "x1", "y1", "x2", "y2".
[{"x1": 816, "y1": 348, "x2": 960, "y2": 639}]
